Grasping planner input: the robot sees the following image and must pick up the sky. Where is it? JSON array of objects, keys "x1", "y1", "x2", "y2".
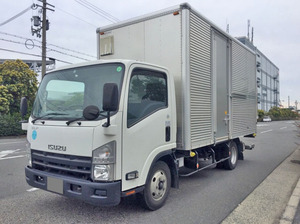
[{"x1": 0, "y1": 0, "x2": 299, "y2": 108}]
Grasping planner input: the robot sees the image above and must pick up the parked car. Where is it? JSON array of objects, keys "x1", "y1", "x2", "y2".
[{"x1": 263, "y1": 116, "x2": 272, "y2": 122}]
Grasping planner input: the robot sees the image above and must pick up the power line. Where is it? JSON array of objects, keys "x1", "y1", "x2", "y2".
[
  {"x1": 56, "y1": 6, "x2": 97, "y2": 28},
  {"x1": 0, "y1": 4, "x2": 34, "y2": 27},
  {"x1": 0, "y1": 38, "x2": 91, "y2": 61},
  {"x1": 0, "y1": 48, "x2": 72, "y2": 64},
  {"x1": 74, "y1": 0, "x2": 120, "y2": 23},
  {"x1": 79, "y1": 0, "x2": 120, "y2": 22},
  {"x1": 47, "y1": 43, "x2": 96, "y2": 59},
  {"x1": 0, "y1": 31, "x2": 96, "y2": 59}
]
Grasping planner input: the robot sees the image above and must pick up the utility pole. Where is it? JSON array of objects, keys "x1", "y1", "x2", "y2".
[
  {"x1": 41, "y1": 0, "x2": 47, "y2": 79},
  {"x1": 31, "y1": 1, "x2": 54, "y2": 79}
]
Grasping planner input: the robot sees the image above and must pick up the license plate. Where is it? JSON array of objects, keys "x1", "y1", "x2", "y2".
[{"x1": 47, "y1": 177, "x2": 63, "y2": 194}]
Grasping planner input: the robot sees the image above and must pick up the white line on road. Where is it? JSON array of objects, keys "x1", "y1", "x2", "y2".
[
  {"x1": 0, "y1": 141, "x2": 25, "y2": 145},
  {"x1": 257, "y1": 124, "x2": 270, "y2": 127},
  {"x1": 261, "y1": 129, "x2": 273, "y2": 134},
  {"x1": 280, "y1": 127, "x2": 287, "y2": 130},
  {"x1": 0, "y1": 155, "x2": 26, "y2": 161},
  {"x1": 0, "y1": 149, "x2": 21, "y2": 158},
  {"x1": 27, "y1": 188, "x2": 39, "y2": 192}
]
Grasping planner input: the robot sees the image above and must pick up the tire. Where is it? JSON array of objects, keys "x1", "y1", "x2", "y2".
[
  {"x1": 223, "y1": 141, "x2": 238, "y2": 170},
  {"x1": 138, "y1": 161, "x2": 171, "y2": 210}
]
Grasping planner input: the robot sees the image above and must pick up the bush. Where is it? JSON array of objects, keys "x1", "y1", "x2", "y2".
[
  {"x1": 0, "y1": 113, "x2": 26, "y2": 136},
  {"x1": 257, "y1": 109, "x2": 265, "y2": 122},
  {"x1": 259, "y1": 107, "x2": 299, "y2": 121}
]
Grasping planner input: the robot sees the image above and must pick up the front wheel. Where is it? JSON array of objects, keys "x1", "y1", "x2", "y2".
[
  {"x1": 223, "y1": 141, "x2": 238, "y2": 170},
  {"x1": 138, "y1": 161, "x2": 171, "y2": 210}
]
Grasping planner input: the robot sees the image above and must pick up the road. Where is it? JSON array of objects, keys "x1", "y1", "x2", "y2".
[
  {"x1": 0, "y1": 121, "x2": 299, "y2": 224},
  {"x1": 0, "y1": 137, "x2": 28, "y2": 199}
]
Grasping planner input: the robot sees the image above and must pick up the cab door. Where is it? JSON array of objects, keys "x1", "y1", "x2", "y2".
[{"x1": 122, "y1": 65, "x2": 174, "y2": 191}]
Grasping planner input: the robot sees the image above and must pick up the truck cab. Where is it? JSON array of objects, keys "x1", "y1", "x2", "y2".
[{"x1": 24, "y1": 60, "x2": 177, "y2": 209}]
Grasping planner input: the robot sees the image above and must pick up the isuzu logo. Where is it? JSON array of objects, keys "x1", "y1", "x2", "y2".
[{"x1": 48, "y1": 145, "x2": 66, "y2": 151}]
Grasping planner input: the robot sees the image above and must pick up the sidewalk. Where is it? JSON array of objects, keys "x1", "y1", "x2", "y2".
[{"x1": 222, "y1": 146, "x2": 300, "y2": 224}]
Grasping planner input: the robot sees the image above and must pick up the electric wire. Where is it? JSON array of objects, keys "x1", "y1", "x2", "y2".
[
  {"x1": 0, "y1": 31, "x2": 96, "y2": 59},
  {"x1": 78, "y1": 0, "x2": 120, "y2": 22},
  {"x1": 0, "y1": 4, "x2": 34, "y2": 27},
  {"x1": 56, "y1": 6, "x2": 98, "y2": 28},
  {"x1": 0, "y1": 48, "x2": 72, "y2": 64},
  {"x1": 0, "y1": 38, "x2": 91, "y2": 61},
  {"x1": 74, "y1": 0, "x2": 120, "y2": 23}
]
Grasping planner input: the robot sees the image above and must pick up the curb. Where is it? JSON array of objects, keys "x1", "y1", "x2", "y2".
[
  {"x1": 222, "y1": 147, "x2": 300, "y2": 224},
  {"x1": 279, "y1": 177, "x2": 300, "y2": 224}
]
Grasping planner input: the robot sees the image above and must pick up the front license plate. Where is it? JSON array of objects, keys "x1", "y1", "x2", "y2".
[{"x1": 47, "y1": 177, "x2": 63, "y2": 194}]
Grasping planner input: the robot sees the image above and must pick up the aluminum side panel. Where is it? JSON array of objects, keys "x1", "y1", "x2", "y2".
[
  {"x1": 231, "y1": 41, "x2": 257, "y2": 137},
  {"x1": 99, "y1": 12, "x2": 183, "y2": 148},
  {"x1": 189, "y1": 12, "x2": 213, "y2": 148}
]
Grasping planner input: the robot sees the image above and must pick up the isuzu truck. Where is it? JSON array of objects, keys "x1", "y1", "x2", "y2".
[{"x1": 21, "y1": 3, "x2": 256, "y2": 210}]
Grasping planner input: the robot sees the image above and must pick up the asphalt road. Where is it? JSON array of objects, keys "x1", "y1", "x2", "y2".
[{"x1": 0, "y1": 121, "x2": 299, "y2": 224}]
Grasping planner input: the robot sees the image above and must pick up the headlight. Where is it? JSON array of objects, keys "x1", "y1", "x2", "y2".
[
  {"x1": 93, "y1": 165, "x2": 114, "y2": 181},
  {"x1": 26, "y1": 139, "x2": 32, "y2": 167},
  {"x1": 92, "y1": 141, "x2": 116, "y2": 181}
]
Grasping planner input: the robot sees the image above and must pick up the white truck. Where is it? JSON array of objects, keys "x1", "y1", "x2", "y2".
[{"x1": 21, "y1": 3, "x2": 256, "y2": 210}]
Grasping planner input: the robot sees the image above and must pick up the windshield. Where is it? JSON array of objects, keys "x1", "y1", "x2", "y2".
[{"x1": 32, "y1": 63, "x2": 124, "y2": 120}]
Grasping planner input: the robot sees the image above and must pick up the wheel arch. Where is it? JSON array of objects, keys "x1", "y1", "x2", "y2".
[
  {"x1": 147, "y1": 150, "x2": 179, "y2": 189},
  {"x1": 233, "y1": 138, "x2": 244, "y2": 160}
]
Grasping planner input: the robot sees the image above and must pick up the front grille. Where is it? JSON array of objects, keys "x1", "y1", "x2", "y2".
[{"x1": 31, "y1": 149, "x2": 92, "y2": 180}]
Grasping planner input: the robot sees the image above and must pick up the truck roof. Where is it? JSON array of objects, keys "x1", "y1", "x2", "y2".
[{"x1": 96, "y1": 2, "x2": 255, "y2": 54}]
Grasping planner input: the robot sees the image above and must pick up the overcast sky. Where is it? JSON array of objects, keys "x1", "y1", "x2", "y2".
[{"x1": 1, "y1": 0, "x2": 299, "y2": 108}]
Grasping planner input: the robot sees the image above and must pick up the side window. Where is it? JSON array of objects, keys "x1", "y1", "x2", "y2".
[{"x1": 127, "y1": 68, "x2": 167, "y2": 127}]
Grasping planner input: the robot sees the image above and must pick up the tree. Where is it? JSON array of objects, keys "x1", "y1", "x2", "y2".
[
  {"x1": 257, "y1": 109, "x2": 265, "y2": 121},
  {"x1": 0, "y1": 86, "x2": 11, "y2": 114},
  {"x1": 0, "y1": 60, "x2": 38, "y2": 114},
  {"x1": 267, "y1": 107, "x2": 299, "y2": 121}
]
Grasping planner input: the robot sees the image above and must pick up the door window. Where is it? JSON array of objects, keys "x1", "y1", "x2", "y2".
[{"x1": 127, "y1": 69, "x2": 167, "y2": 127}]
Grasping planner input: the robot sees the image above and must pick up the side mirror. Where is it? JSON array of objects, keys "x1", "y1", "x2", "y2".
[
  {"x1": 102, "y1": 83, "x2": 119, "y2": 127},
  {"x1": 20, "y1": 97, "x2": 28, "y2": 120},
  {"x1": 103, "y1": 83, "x2": 119, "y2": 112},
  {"x1": 83, "y1": 105, "x2": 100, "y2": 120}
]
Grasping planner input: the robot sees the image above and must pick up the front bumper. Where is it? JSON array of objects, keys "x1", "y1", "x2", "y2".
[{"x1": 25, "y1": 166, "x2": 121, "y2": 206}]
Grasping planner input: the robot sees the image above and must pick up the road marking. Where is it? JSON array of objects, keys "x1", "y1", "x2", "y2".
[
  {"x1": 261, "y1": 129, "x2": 273, "y2": 134},
  {"x1": 280, "y1": 127, "x2": 287, "y2": 130},
  {"x1": 27, "y1": 188, "x2": 39, "y2": 192},
  {"x1": 0, "y1": 149, "x2": 21, "y2": 158},
  {"x1": 257, "y1": 124, "x2": 270, "y2": 127},
  {"x1": 0, "y1": 155, "x2": 26, "y2": 161},
  {"x1": 0, "y1": 141, "x2": 25, "y2": 145}
]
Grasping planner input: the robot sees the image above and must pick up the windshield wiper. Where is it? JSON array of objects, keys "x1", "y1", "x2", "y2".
[
  {"x1": 66, "y1": 117, "x2": 84, "y2": 126},
  {"x1": 32, "y1": 112, "x2": 69, "y2": 124},
  {"x1": 66, "y1": 111, "x2": 107, "y2": 126}
]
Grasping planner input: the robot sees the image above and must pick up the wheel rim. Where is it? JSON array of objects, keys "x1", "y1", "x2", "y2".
[
  {"x1": 230, "y1": 145, "x2": 238, "y2": 165},
  {"x1": 150, "y1": 169, "x2": 167, "y2": 201}
]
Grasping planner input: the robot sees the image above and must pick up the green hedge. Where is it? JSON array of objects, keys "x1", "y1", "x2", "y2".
[
  {"x1": 257, "y1": 107, "x2": 299, "y2": 122},
  {"x1": 0, "y1": 113, "x2": 26, "y2": 136}
]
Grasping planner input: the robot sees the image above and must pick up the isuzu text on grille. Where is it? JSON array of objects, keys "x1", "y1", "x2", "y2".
[{"x1": 48, "y1": 145, "x2": 66, "y2": 151}]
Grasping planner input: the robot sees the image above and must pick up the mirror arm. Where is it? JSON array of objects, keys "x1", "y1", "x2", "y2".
[{"x1": 102, "y1": 111, "x2": 111, "y2": 127}]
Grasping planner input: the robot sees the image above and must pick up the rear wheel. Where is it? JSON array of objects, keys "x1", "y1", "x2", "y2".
[
  {"x1": 223, "y1": 141, "x2": 238, "y2": 170},
  {"x1": 138, "y1": 161, "x2": 171, "y2": 210}
]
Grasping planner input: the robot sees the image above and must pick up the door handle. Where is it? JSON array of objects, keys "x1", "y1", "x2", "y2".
[{"x1": 165, "y1": 126, "x2": 170, "y2": 142}]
